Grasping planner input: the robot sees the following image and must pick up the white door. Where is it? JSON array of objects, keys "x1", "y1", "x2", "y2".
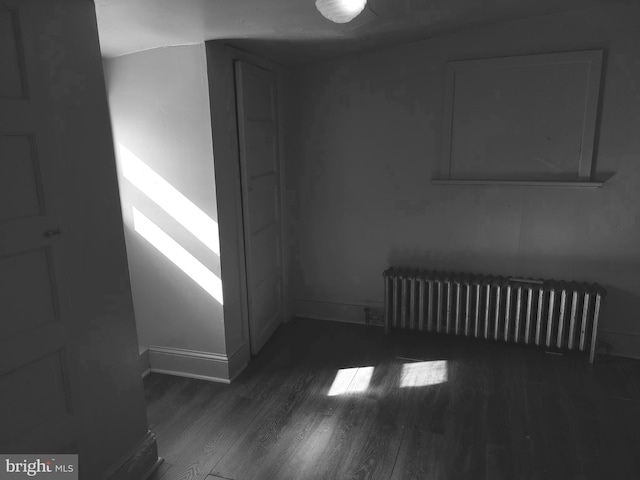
[
  {"x1": 234, "y1": 61, "x2": 284, "y2": 355},
  {"x1": 0, "y1": 1, "x2": 80, "y2": 453}
]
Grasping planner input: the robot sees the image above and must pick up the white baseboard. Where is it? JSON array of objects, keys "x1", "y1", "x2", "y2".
[
  {"x1": 252, "y1": 317, "x2": 284, "y2": 353},
  {"x1": 148, "y1": 346, "x2": 233, "y2": 383},
  {"x1": 293, "y1": 299, "x2": 640, "y2": 360},
  {"x1": 139, "y1": 346, "x2": 150, "y2": 378},
  {"x1": 102, "y1": 431, "x2": 160, "y2": 480},
  {"x1": 599, "y1": 329, "x2": 640, "y2": 360},
  {"x1": 227, "y1": 342, "x2": 249, "y2": 382},
  {"x1": 292, "y1": 298, "x2": 384, "y2": 326}
]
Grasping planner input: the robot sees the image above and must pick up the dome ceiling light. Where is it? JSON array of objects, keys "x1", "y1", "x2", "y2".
[{"x1": 315, "y1": 0, "x2": 368, "y2": 24}]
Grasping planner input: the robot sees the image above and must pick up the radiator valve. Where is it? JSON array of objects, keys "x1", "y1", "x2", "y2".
[{"x1": 364, "y1": 307, "x2": 384, "y2": 327}]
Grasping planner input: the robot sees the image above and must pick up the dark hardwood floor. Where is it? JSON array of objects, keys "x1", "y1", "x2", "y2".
[{"x1": 145, "y1": 318, "x2": 640, "y2": 480}]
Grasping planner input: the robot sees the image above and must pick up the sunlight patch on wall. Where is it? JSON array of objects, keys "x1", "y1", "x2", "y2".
[
  {"x1": 119, "y1": 144, "x2": 220, "y2": 255},
  {"x1": 132, "y1": 207, "x2": 223, "y2": 304},
  {"x1": 400, "y1": 361, "x2": 447, "y2": 388},
  {"x1": 327, "y1": 366, "x2": 374, "y2": 396}
]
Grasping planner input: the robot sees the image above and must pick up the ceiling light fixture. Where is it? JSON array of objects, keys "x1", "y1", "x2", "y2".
[{"x1": 315, "y1": 0, "x2": 367, "y2": 24}]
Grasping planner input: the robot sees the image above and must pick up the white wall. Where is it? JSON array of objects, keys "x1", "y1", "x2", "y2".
[
  {"x1": 104, "y1": 45, "x2": 231, "y2": 380},
  {"x1": 285, "y1": 3, "x2": 640, "y2": 357}
]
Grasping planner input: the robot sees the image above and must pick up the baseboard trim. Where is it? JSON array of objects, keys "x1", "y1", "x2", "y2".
[
  {"x1": 141, "y1": 458, "x2": 164, "y2": 480},
  {"x1": 293, "y1": 300, "x2": 640, "y2": 360},
  {"x1": 292, "y1": 298, "x2": 384, "y2": 327},
  {"x1": 148, "y1": 346, "x2": 231, "y2": 383},
  {"x1": 252, "y1": 318, "x2": 283, "y2": 354},
  {"x1": 227, "y1": 342, "x2": 249, "y2": 382},
  {"x1": 139, "y1": 346, "x2": 150, "y2": 378},
  {"x1": 102, "y1": 431, "x2": 160, "y2": 480},
  {"x1": 149, "y1": 368, "x2": 231, "y2": 384},
  {"x1": 599, "y1": 330, "x2": 640, "y2": 360}
]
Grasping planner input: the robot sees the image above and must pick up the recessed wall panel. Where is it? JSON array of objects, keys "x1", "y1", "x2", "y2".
[
  {"x1": 450, "y1": 63, "x2": 589, "y2": 180},
  {"x1": 440, "y1": 50, "x2": 602, "y2": 181}
]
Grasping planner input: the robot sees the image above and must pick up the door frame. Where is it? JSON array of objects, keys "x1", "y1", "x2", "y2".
[
  {"x1": 205, "y1": 43, "x2": 289, "y2": 371},
  {"x1": 234, "y1": 59, "x2": 286, "y2": 355}
]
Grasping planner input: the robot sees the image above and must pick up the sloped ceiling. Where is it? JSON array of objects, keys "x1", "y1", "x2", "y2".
[{"x1": 95, "y1": 0, "x2": 620, "y2": 64}]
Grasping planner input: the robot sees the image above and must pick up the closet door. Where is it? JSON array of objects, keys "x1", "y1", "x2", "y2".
[{"x1": 234, "y1": 61, "x2": 284, "y2": 355}]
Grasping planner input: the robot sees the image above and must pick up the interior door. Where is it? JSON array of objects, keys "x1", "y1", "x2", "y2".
[
  {"x1": 234, "y1": 61, "x2": 284, "y2": 355},
  {"x1": 0, "y1": 1, "x2": 80, "y2": 453}
]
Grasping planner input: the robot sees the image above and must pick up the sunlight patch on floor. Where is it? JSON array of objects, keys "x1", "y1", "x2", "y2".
[
  {"x1": 400, "y1": 360, "x2": 448, "y2": 388},
  {"x1": 327, "y1": 366, "x2": 374, "y2": 396}
]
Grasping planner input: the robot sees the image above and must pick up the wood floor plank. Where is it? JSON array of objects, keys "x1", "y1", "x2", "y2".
[
  {"x1": 484, "y1": 443, "x2": 515, "y2": 480},
  {"x1": 620, "y1": 358, "x2": 640, "y2": 402},
  {"x1": 147, "y1": 462, "x2": 210, "y2": 480},
  {"x1": 290, "y1": 395, "x2": 402, "y2": 480},
  {"x1": 440, "y1": 362, "x2": 489, "y2": 480},
  {"x1": 210, "y1": 351, "x2": 348, "y2": 477},
  {"x1": 144, "y1": 318, "x2": 640, "y2": 480},
  {"x1": 211, "y1": 323, "x2": 396, "y2": 480},
  {"x1": 390, "y1": 428, "x2": 445, "y2": 480},
  {"x1": 160, "y1": 393, "x2": 260, "y2": 471},
  {"x1": 523, "y1": 381, "x2": 586, "y2": 480},
  {"x1": 246, "y1": 357, "x2": 400, "y2": 479},
  {"x1": 170, "y1": 330, "x2": 338, "y2": 475}
]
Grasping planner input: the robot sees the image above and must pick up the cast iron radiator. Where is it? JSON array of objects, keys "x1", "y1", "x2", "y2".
[{"x1": 383, "y1": 268, "x2": 606, "y2": 363}]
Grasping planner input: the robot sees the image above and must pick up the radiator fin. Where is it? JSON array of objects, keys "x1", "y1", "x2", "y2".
[{"x1": 383, "y1": 268, "x2": 605, "y2": 363}]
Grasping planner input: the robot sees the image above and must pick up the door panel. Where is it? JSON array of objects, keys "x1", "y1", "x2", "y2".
[
  {"x1": 235, "y1": 61, "x2": 284, "y2": 355},
  {"x1": 0, "y1": 350, "x2": 72, "y2": 443},
  {"x1": 0, "y1": 0, "x2": 79, "y2": 453},
  {"x1": 245, "y1": 123, "x2": 277, "y2": 178},
  {"x1": 248, "y1": 177, "x2": 279, "y2": 233},
  {"x1": 0, "y1": 7, "x2": 27, "y2": 98},
  {"x1": 0, "y1": 247, "x2": 59, "y2": 337},
  {"x1": 0, "y1": 135, "x2": 43, "y2": 220},
  {"x1": 251, "y1": 226, "x2": 280, "y2": 286},
  {"x1": 252, "y1": 278, "x2": 282, "y2": 340},
  {"x1": 243, "y1": 77, "x2": 276, "y2": 121}
]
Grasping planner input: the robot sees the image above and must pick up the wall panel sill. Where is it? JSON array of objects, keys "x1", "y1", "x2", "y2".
[{"x1": 431, "y1": 179, "x2": 604, "y2": 188}]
